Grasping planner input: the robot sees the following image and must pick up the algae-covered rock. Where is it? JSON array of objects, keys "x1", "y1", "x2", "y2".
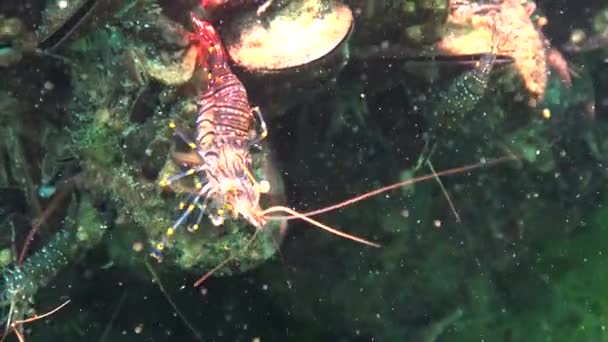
[
  {"x1": 65, "y1": 3, "x2": 288, "y2": 276},
  {"x1": 443, "y1": 196, "x2": 608, "y2": 342}
]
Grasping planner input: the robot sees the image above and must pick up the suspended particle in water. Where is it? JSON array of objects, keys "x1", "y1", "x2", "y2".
[{"x1": 132, "y1": 242, "x2": 144, "y2": 252}]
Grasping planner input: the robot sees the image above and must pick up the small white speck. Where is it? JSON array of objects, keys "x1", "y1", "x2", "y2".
[{"x1": 58, "y1": 0, "x2": 68, "y2": 9}]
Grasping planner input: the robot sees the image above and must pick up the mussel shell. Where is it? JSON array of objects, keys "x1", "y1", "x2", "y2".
[
  {"x1": 223, "y1": 0, "x2": 353, "y2": 72},
  {"x1": 220, "y1": 0, "x2": 353, "y2": 116}
]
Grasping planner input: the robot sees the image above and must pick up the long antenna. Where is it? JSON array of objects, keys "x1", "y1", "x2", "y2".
[{"x1": 266, "y1": 156, "x2": 514, "y2": 220}]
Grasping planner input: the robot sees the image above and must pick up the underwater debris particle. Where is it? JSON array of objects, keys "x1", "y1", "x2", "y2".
[
  {"x1": 132, "y1": 241, "x2": 144, "y2": 252},
  {"x1": 569, "y1": 29, "x2": 587, "y2": 45}
]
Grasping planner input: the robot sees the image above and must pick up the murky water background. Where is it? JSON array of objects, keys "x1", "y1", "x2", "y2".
[{"x1": 1, "y1": 0, "x2": 608, "y2": 341}]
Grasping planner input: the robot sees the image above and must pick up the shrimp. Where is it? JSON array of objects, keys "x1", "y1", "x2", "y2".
[
  {"x1": 152, "y1": 15, "x2": 379, "y2": 262},
  {"x1": 430, "y1": 17, "x2": 511, "y2": 130}
]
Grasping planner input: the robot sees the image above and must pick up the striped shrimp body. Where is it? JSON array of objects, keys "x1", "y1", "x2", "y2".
[
  {"x1": 152, "y1": 16, "x2": 271, "y2": 261},
  {"x1": 191, "y1": 16, "x2": 272, "y2": 230},
  {"x1": 193, "y1": 17, "x2": 270, "y2": 228}
]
